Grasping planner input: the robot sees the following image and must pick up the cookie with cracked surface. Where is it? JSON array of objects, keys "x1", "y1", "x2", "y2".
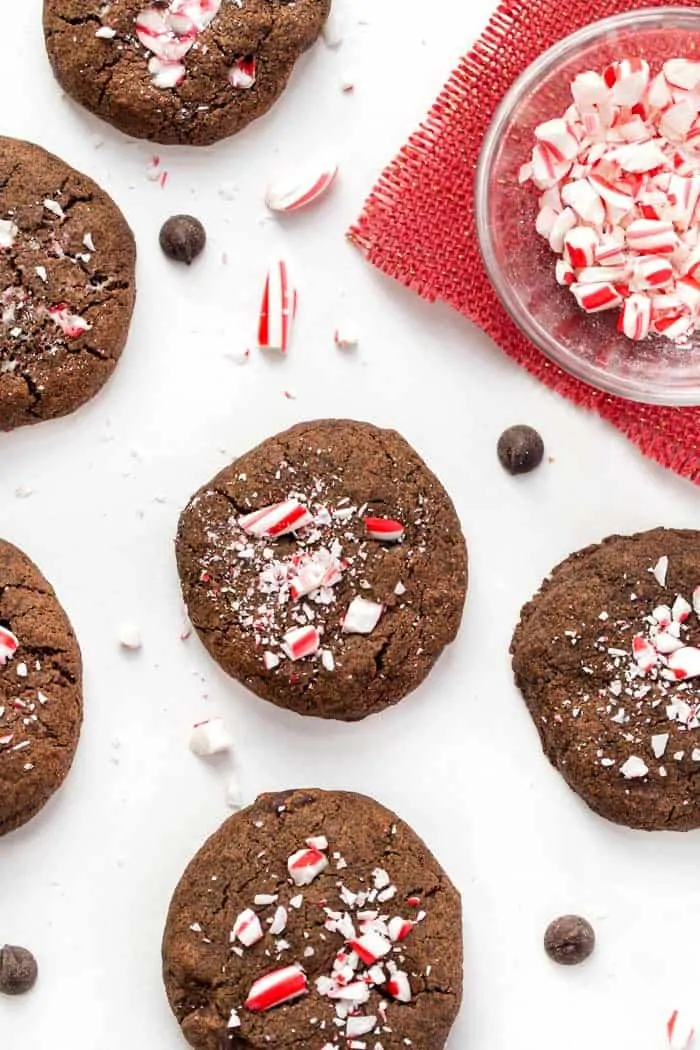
[
  {"x1": 43, "y1": 0, "x2": 331, "y2": 146},
  {"x1": 162, "y1": 788, "x2": 464, "y2": 1050},
  {"x1": 0, "y1": 137, "x2": 135, "y2": 431},
  {"x1": 176, "y1": 419, "x2": 468, "y2": 721},
  {"x1": 511, "y1": 527, "x2": 700, "y2": 831},
  {"x1": 0, "y1": 540, "x2": 83, "y2": 836}
]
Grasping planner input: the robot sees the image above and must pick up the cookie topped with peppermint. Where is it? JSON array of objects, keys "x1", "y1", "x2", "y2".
[
  {"x1": 0, "y1": 137, "x2": 135, "y2": 431},
  {"x1": 0, "y1": 539, "x2": 83, "y2": 836},
  {"x1": 162, "y1": 788, "x2": 464, "y2": 1050},
  {"x1": 511, "y1": 527, "x2": 700, "y2": 831},
  {"x1": 43, "y1": 0, "x2": 331, "y2": 146},
  {"x1": 176, "y1": 420, "x2": 468, "y2": 721}
]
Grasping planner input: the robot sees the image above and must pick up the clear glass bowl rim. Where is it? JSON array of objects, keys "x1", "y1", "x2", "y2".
[{"x1": 475, "y1": 6, "x2": 700, "y2": 406}]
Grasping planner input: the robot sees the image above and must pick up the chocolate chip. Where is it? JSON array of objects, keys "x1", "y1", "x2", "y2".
[
  {"x1": 544, "y1": 915, "x2": 595, "y2": 965},
  {"x1": 497, "y1": 425, "x2": 544, "y2": 475},
  {"x1": 0, "y1": 945, "x2": 38, "y2": 994},
  {"x1": 159, "y1": 215, "x2": 206, "y2": 265}
]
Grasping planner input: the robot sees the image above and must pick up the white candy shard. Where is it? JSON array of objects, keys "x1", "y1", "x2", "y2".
[
  {"x1": 117, "y1": 621, "x2": 142, "y2": 650},
  {"x1": 342, "y1": 597, "x2": 384, "y2": 635},
  {"x1": 652, "y1": 556, "x2": 670, "y2": 587},
  {"x1": 231, "y1": 908, "x2": 263, "y2": 947},
  {"x1": 189, "y1": 717, "x2": 233, "y2": 756},
  {"x1": 620, "y1": 755, "x2": 649, "y2": 779},
  {"x1": 651, "y1": 733, "x2": 669, "y2": 759}
]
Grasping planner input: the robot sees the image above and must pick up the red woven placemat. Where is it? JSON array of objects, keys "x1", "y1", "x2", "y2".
[{"x1": 349, "y1": 0, "x2": 700, "y2": 485}]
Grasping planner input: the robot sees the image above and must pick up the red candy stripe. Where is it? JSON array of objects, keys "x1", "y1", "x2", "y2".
[
  {"x1": 244, "y1": 966, "x2": 308, "y2": 1012},
  {"x1": 364, "y1": 517, "x2": 405, "y2": 542}
]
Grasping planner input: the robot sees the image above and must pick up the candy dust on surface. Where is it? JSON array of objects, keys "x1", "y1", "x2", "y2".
[
  {"x1": 189, "y1": 462, "x2": 425, "y2": 678},
  {"x1": 188, "y1": 834, "x2": 426, "y2": 1045},
  {"x1": 523, "y1": 58, "x2": 700, "y2": 343},
  {"x1": 553, "y1": 556, "x2": 700, "y2": 783},
  {"x1": 1, "y1": 199, "x2": 98, "y2": 374},
  {"x1": 0, "y1": 626, "x2": 49, "y2": 775}
]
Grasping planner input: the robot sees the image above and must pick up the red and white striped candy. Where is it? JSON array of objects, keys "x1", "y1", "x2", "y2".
[
  {"x1": 244, "y1": 966, "x2": 308, "y2": 1012},
  {"x1": 555, "y1": 259, "x2": 575, "y2": 286},
  {"x1": 305, "y1": 834, "x2": 328, "y2": 850},
  {"x1": 611, "y1": 140, "x2": 668, "y2": 173},
  {"x1": 0, "y1": 626, "x2": 19, "y2": 664},
  {"x1": 364, "y1": 517, "x2": 405, "y2": 542},
  {"x1": 534, "y1": 118, "x2": 580, "y2": 163},
  {"x1": 342, "y1": 597, "x2": 384, "y2": 635},
  {"x1": 664, "y1": 59, "x2": 700, "y2": 91},
  {"x1": 595, "y1": 234, "x2": 626, "y2": 266},
  {"x1": 674, "y1": 595, "x2": 693, "y2": 623},
  {"x1": 676, "y1": 275, "x2": 700, "y2": 313},
  {"x1": 632, "y1": 256, "x2": 674, "y2": 290},
  {"x1": 265, "y1": 165, "x2": 338, "y2": 213},
  {"x1": 547, "y1": 208, "x2": 577, "y2": 253},
  {"x1": 258, "y1": 261, "x2": 296, "y2": 352},
  {"x1": 564, "y1": 227, "x2": 598, "y2": 269},
  {"x1": 386, "y1": 971, "x2": 412, "y2": 1003},
  {"x1": 561, "y1": 178, "x2": 605, "y2": 225},
  {"x1": 350, "y1": 932, "x2": 392, "y2": 966},
  {"x1": 387, "y1": 917, "x2": 414, "y2": 942},
  {"x1": 632, "y1": 633, "x2": 658, "y2": 672},
  {"x1": 148, "y1": 56, "x2": 185, "y2": 88},
  {"x1": 620, "y1": 293, "x2": 651, "y2": 341},
  {"x1": 668, "y1": 1009, "x2": 696, "y2": 1050},
  {"x1": 609, "y1": 58, "x2": 650, "y2": 107},
  {"x1": 240, "y1": 500, "x2": 312, "y2": 538},
  {"x1": 588, "y1": 173, "x2": 634, "y2": 212},
  {"x1": 571, "y1": 70, "x2": 609, "y2": 111},
  {"x1": 231, "y1": 908, "x2": 264, "y2": 947},
  {"x1": 571, "y1": 282, "x2": 622, "y2": 313},
  {"x1": 661, "y1": 98, "x2": 699, "y2": 143},
  {"x1": 229, "y1": 57, "x2": 256, "y2": 89},
  {"x1": 282, "y1": 626, "x2": 320, "y2": 661},
  {"x1": 626, "y1": 220, "x2": 678, "y2": 255},
  {"x1": 666, "y1": 646, "x2": 700, "y2": 681},
  {"x1": 576, "y1": 266, "x2": 628, "y2": 285},
  {"x1": 288, "y1": 846, "x2": 328, "y2": 885},
  {"x1": 531, "y1": 143, "x2": 572, "y2": 188},
  {"x1": 49, "y1": 304, "x2": 91, "y2": 338}
]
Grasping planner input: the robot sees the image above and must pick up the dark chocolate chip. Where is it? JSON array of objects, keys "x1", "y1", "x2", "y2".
[
  {"x1": 0, "y1": 945, "x2": 38, "y2": 994},
  {"x1": 497, "y1": 425, "x2": 544, "y2": 475},
  {"x1": 544, "y1": 915, "x2": 595, "y2": 965},
  {"x1": 159, "y1": 215, "x2": 206, "y2": 265}
]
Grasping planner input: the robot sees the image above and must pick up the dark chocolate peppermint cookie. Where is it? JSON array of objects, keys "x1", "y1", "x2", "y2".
[
  {"x1": 0, "y1": 137, "x2": 135, "y2": 431},
  {"x1": 0, "y1": 540, "x2": 83, "y2": 836},
  {"x1": 511, "y1": 527, "x2": 700, "y2": 831},
  {"x1": 176, "y1": 419, "x2": 468, "y2": 721},
  {"x1": 162, "y1": 788, "x2": 464, "y2": 1050},
  {"x1": 43, "y1": 0, "x2": 331, "y2": 146}
]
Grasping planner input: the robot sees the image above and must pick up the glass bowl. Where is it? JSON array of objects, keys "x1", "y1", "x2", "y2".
[{"x1": 475, "y1": 7, "x2": 700, "y2": 405}]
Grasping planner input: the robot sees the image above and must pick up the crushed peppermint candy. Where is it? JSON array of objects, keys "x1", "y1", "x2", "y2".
[
  {"x1": 522, "y1": 57, "x2": 700, "y2": 342},
  {"x1": 189, "y1": 717, "x2": 233, "y2": 756},
  {"x1": 258, "y1": 261, "x2": 297, "y2": 352},
  {"x1": 191, "y1": 469, "x2": 425, "y2": 675},
  {"x1": 214, "y1": 832, "x2": 426, "y2": 1038},
  {"x1": 265, "y1": 164, "x2": 338, "y2": 213},
  {"x1": 668, "y1": 1009, "x2": 696, "y2": 1050}
]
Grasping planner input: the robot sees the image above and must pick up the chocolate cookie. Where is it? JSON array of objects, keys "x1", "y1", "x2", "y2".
[
  {"x1": 176, "y1": 420, "x2": 468, "y2": 721},
  {"x1": 511, "y1": 527, "x2": 700, "y2": 831},
  {"x1": 0, "y1": 137, "x2": 136, "y2": 431},
  {"x1": 43, "y1": 0, "x2": 331, "y2": 146},
  {"x1": 162, "y1": 788, "x2": 464, "y2": 1050},
  {"x1": 0, "y1": 540, "x2": 83, "y2": 836}
]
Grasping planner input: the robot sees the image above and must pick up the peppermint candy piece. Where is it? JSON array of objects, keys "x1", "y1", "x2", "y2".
[
  {"x1": 231, "y1": 908, "x2": 263, "y2": 947},
  {"x1": 620, "y1": 755, "x2": 649, "y2": 779},
  {"x1": 265, "y1": 165, "x2": 338, "y2": 213},
  {"x1": 651, "y1": 733, "x2": 669, "y2": 759},
  {"x1": 0, "y1": 220, "x2": 18, "y2": 249},
  {"x1": 282, "y1": 626, "x2": 320, "y2": 661},
  {"x1": 258, "y1": 261, "x2": 296, "y2": 352},
  {"x1": 666, "y1": 646, "x2": 700, "y2": 681},
  {"x1": 49, "y1": 304, "x2": 91, "y2": 339},
  {"x1": 386, "y1": 970, "x2": 412, "y2": 1003},
  {"x1": 288, "y1": 847, "x2": 328, "y2": 886},
  {"x1": 244, "y1": 966, "x2": 308, "y2": 1012},
  {"x1": 0, "y1": 627, "x2": 19, "y2": 664},
  {"x1": 240, "y1": 500, "x2": 313, "y2": 538},
  {"x1": 189, "y1": 717, "x2": 233, "y2": 756},
  {"x1": 350, "y1": 932, "x2": 392, "y2": 965},
  {"x1": 346, "y1": 1016, "x2": 377, "y2": 1038},
  {"x1": 668, "y1": 1009, "x2": 696, "y2": 1050},
  {"x1": 364, "y1": 517, "x2": 405, "y2": 543},
  {"x1": 672, "y1": 595, "x2": 692, "y2": 623},
  {"x1": 229, "y1": 57, "x2": 256, "y2": 90},
  {"x1": 632, "y1": 634, "x2": 657, "y2": 673},
  {"x1": 117, "y1": 621, "x2": 142, "y2": 650},
  {"x1": 342, "y1": 597, "x2": 384, "y2": 635},
  {"x1": 387, "y1": 917, "x2": 414, "y2": 942}
]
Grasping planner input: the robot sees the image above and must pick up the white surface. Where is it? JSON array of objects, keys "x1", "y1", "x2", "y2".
[{"x1": 1, "y1": 3, "x2": 700, "y2": 1049}]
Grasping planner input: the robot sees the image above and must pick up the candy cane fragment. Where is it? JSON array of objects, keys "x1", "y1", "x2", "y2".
[
  {"x1": 258, "y1": 261, "x2": 296, "y2": 352},
  {"x1": 244, "y1": 966, "x2": 308, "y2": 1012}
]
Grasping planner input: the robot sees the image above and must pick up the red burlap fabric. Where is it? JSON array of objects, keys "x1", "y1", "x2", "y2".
[{"x1": 349, "y1": 0, "x2": 700, "y2": 484}]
